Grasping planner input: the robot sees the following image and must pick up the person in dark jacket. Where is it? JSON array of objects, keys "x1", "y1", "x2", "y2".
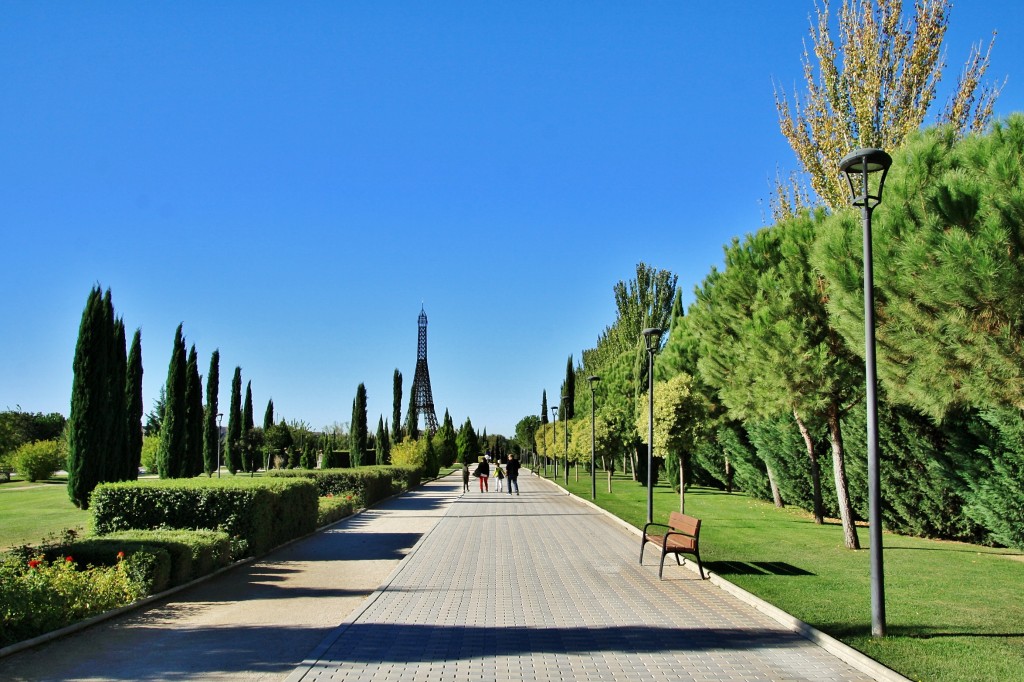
[{"x1": 506, "y1": 454, "x2": 520, "y2": 495}]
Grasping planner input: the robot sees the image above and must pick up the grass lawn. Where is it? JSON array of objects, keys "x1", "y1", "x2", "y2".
[
  {"x1": 537, "y1": 465, "x2": 1024, "y2": 682},
  {"x1": 0, "y1": 478, "x2": 92, "y2": 549}
]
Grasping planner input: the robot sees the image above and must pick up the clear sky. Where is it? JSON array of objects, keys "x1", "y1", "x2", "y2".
[{"x1": 3, "y1": 2, "x2": 1022, "y2": 437}]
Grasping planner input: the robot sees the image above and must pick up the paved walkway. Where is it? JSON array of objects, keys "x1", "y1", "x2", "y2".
[{"x1": 0, "y1": 471, "x2": 886, "y2": 681}]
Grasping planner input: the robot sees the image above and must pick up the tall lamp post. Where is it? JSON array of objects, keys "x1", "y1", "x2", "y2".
[
  {"x1": 561, "y1": 395, "x2": 569, "y2": 486},
  {"x1": 588, "y1": 376, "x2": 601, "y2": 500},
  {"x1": 839, "y1": 147, "x2": 892, "y2": 639},
  {"x1": 216, "y1": 412, "x2": 224, "y2": 478},
  {"x1": 642, "y1": 327, "x2": 663, "y2": 525},
  {"x1": 541, "y1": 412, "x2": 548, "y2": 477}
]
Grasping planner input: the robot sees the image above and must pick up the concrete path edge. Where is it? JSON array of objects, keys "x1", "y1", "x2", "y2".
[{"x1": 535, "y1": 473, "x2": 911, "y2": 682}]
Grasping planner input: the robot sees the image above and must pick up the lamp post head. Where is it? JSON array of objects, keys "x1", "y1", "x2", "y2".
[
  {"x1": 839, "y1": 147, "x2": 892, "y2": 209},
  {"x1": 217, "y1": 412, "x2": 224, "y2": 425},
  {"x1": 642, "y1": 327, "x2": 663, "y2": 352},
  {"x1": 551, "y1": 406, "x2": 558, "y2": 420},
  {"x1": 588, "y1": 375, "x2": 601, "y2": 386}
]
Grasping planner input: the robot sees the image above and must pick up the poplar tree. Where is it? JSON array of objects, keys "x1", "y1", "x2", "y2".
[
  {"x1": 183, "y1": 345, "x2": 204, "y2": 477},
  {"x1": 774, "y1": 0, "x2": 1001, "y2": 211},
  {"x1": 351, "y1": 383, "x2": 368, "y2": 466},
  {"x1": 203, "y1": 350, "x2": 220, "y2": 476},
  {"x1": 125, "y1": 329, "x2": 144, "y2": 481},
  {"x1": 158, "y1": 324, "x2": 187, "y2": 479},
  {"x1": 67, "y1": 287, "x2": 106, "y2": 508},
  {"x1": 392, "y1": 369, "x2": 403, "y2": 444},
  {"x1": 225, "y1": 367, "x2": 243, "y2": 474}
]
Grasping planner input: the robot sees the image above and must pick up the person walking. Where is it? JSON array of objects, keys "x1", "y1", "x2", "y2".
[
  {"x1": 477, "y1": 457, "x2": 490, "y2": 492},
  {"x1": 462, "y1": 462, "x2": 471, "y2": 493},
  {"x1": 506, "y1": 454, "x2": 520, "y2": 495},
  {"x1": 495, "y1": 462, "x2": 505, "y2": 493}
]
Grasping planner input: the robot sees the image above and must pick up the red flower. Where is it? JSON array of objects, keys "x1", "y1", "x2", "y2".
[
  {"x1": 28, "y1": 559, "x2": 41, "y2": 569},
  {"x1": 117, "y1": 551, "x2": 126, "y2": 560},
  {"x1": 65, "y1": 556, "x2": 74, "y2": 563}
]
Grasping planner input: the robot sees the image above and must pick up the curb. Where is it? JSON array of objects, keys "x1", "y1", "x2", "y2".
[{"x1": 532, "y1": 473, "x2": 910, "y2": 682}]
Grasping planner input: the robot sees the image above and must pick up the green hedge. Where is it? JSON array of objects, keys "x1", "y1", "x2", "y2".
[
  {"x1": 94, "y1": 530, "x2": 231, "y2": 586},
  {"x1": 90, "y1": 477, "x2": 318, "y2": 556},
  {"x1": 268, "y1": 465, "x2": 420, "y2": 505}
]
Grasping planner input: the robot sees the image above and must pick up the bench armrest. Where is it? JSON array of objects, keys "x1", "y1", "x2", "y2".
[{"x1": 642, "y1": 522, "x2": 670, "y2": 535}]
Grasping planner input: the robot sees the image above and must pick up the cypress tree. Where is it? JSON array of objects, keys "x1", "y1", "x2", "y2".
[
  {"x1": 67, "y1": 287, "x2": 106, "y2": 508},
  {"x1": 405, "y1": 383, "x2": 419, "y2": 441},
  {"x1": 351, "y1": 383, "x2": 368, "y2": 466},
  {"x1": 392, "y1": 369, "x2": 403, "y2": 444},
  {"x1": 375, "y1": 416, "x2": 386, "y2": 465},
  {"x1": 203, "y1": 350, "x2": 220, "y2": 476},
  {"x1": 263, "y1": 398, "x2": 275, "y2": 431},
  {"x1": 242, "y1": 381, "x2": 255, "y2": 472},
  {"x1": 125, "y1": 328, "x2": 143, "y2": 481},
  {"x1": 158, "y1": 324, "x2": 187, "y2": 478},
  {"x1": 183, "y1": 345, "x2": 203, "y2": 477},
  {"x1": 541, "y1": 390, "x2": 549, "y2": 425},
  {"x1": 103, "y1": 316, "x2": 128, "y2": 482},
  {"x1": 225, "y1": 367, "x2": 242, "y2": 474}
]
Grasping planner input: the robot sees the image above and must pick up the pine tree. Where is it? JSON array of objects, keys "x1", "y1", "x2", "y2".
[
  {"x1": 456, "y1": 417, "x2": 481, "y2": 465},
  {"x1": 203, "y1": 350, "x2": 220, "y2": 476},
  {"x1": 225, "y1": 367, "x2": 243, "y2": 474},
  {"x1": 67, "y1": 287, "x2": 106, "y2": 508},
  {"x1": 125, "y1": 329, "x2": 144, "y2": 481},
  {"x1": 242, "y1": 381, "x2": 255, "y2": 472},
  {"x1": 183, "y1": 345, "x2": 204, "y2": 477},
  {"x1": 158, "y1": 324, "x2": 187, "y2": 479},
  {"x1": 392, "y1": 369, "x2": 403, "y2": 444},
  {"x1": 351, "y1": 383, "x2": 368, "y2": 465}
]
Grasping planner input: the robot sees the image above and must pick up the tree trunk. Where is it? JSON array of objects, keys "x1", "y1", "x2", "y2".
[
  {"x1": 766, "y1": 464, "x2": 784, "y2": 507},
  {"x1": 725, "y1": 456, "x2": 733, "y2": 494},
  {"x1": 679, "y1": 457, "x2": 686, "y2": 513},
  {"x1": 827, "y1": 401, "x2": 861, "y2": 549},
  {"x1": 794, "y1": 410, "x2": 824, "y2": 524},
  {"x1": 607, "y1": 468, "x2": 612, "y2": 493}
]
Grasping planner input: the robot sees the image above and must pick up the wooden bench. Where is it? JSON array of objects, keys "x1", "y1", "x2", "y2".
[
  {"x1": 0, "y1": 466, "x2": 13, "y2": 483},
  {"x1": 640, "y1": 511, "x2": 706, "y2": 579}
]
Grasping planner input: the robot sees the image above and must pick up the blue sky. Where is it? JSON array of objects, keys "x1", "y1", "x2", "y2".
[{"x1": 2, "y1": 2, "x2": 1022, "y2": 437}]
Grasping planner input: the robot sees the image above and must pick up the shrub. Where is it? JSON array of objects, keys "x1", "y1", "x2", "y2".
[
  {"x1": 318, "y1": 494, "x2": 357, "y2": 526},
  {"x1": 90, "y1": 477, "x2": 317, "y2": 556},
  {"x1": 0, "y1": 552, "x2": 149, "y2": 648},
  {"x1": 12, "y1": 439, "x2": 65, "y2": 481},
  {"x1": 268, "y1": 465, "x2": 420, "y2": 506},
  {"x1": 62, "y1": 530, "x2": 230, "y2": 586},
  {"x1": 139, "y1": 435, "x2": 160, "y2": 474}
]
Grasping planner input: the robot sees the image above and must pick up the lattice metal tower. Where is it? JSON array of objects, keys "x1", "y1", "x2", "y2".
[{"x1": 411, "y1": 306, "x2": 439, "y2": 434}]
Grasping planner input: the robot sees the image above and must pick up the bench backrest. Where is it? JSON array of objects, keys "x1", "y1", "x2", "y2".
[{"x1": 668, "y1": 512, "x2": 700, "y2": 537}]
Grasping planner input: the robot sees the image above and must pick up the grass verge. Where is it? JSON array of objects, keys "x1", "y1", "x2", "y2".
[
  {"x1": 0, "y1": 480, "x2": 90, "y2": 549},
  {"x1": 537, "y1": 466, "x2": 1024, "y2": 682}
]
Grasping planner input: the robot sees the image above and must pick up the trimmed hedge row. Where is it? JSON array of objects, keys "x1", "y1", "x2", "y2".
[
  {"x1": 268, "y1": 465, "x2": 421, "y2": 506},
  {"x1": 90, "y1": 477, "x2": 318, "y2": 556}
]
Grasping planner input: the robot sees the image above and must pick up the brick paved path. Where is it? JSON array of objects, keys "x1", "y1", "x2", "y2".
[{"x1": 287, "y1": 474, "x2": 876, "y2": 682}]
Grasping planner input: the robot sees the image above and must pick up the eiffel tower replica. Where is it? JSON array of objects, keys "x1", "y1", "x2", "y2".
[{"x1": 411, "y1": 305, "x2": 440, "y2": 434}]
